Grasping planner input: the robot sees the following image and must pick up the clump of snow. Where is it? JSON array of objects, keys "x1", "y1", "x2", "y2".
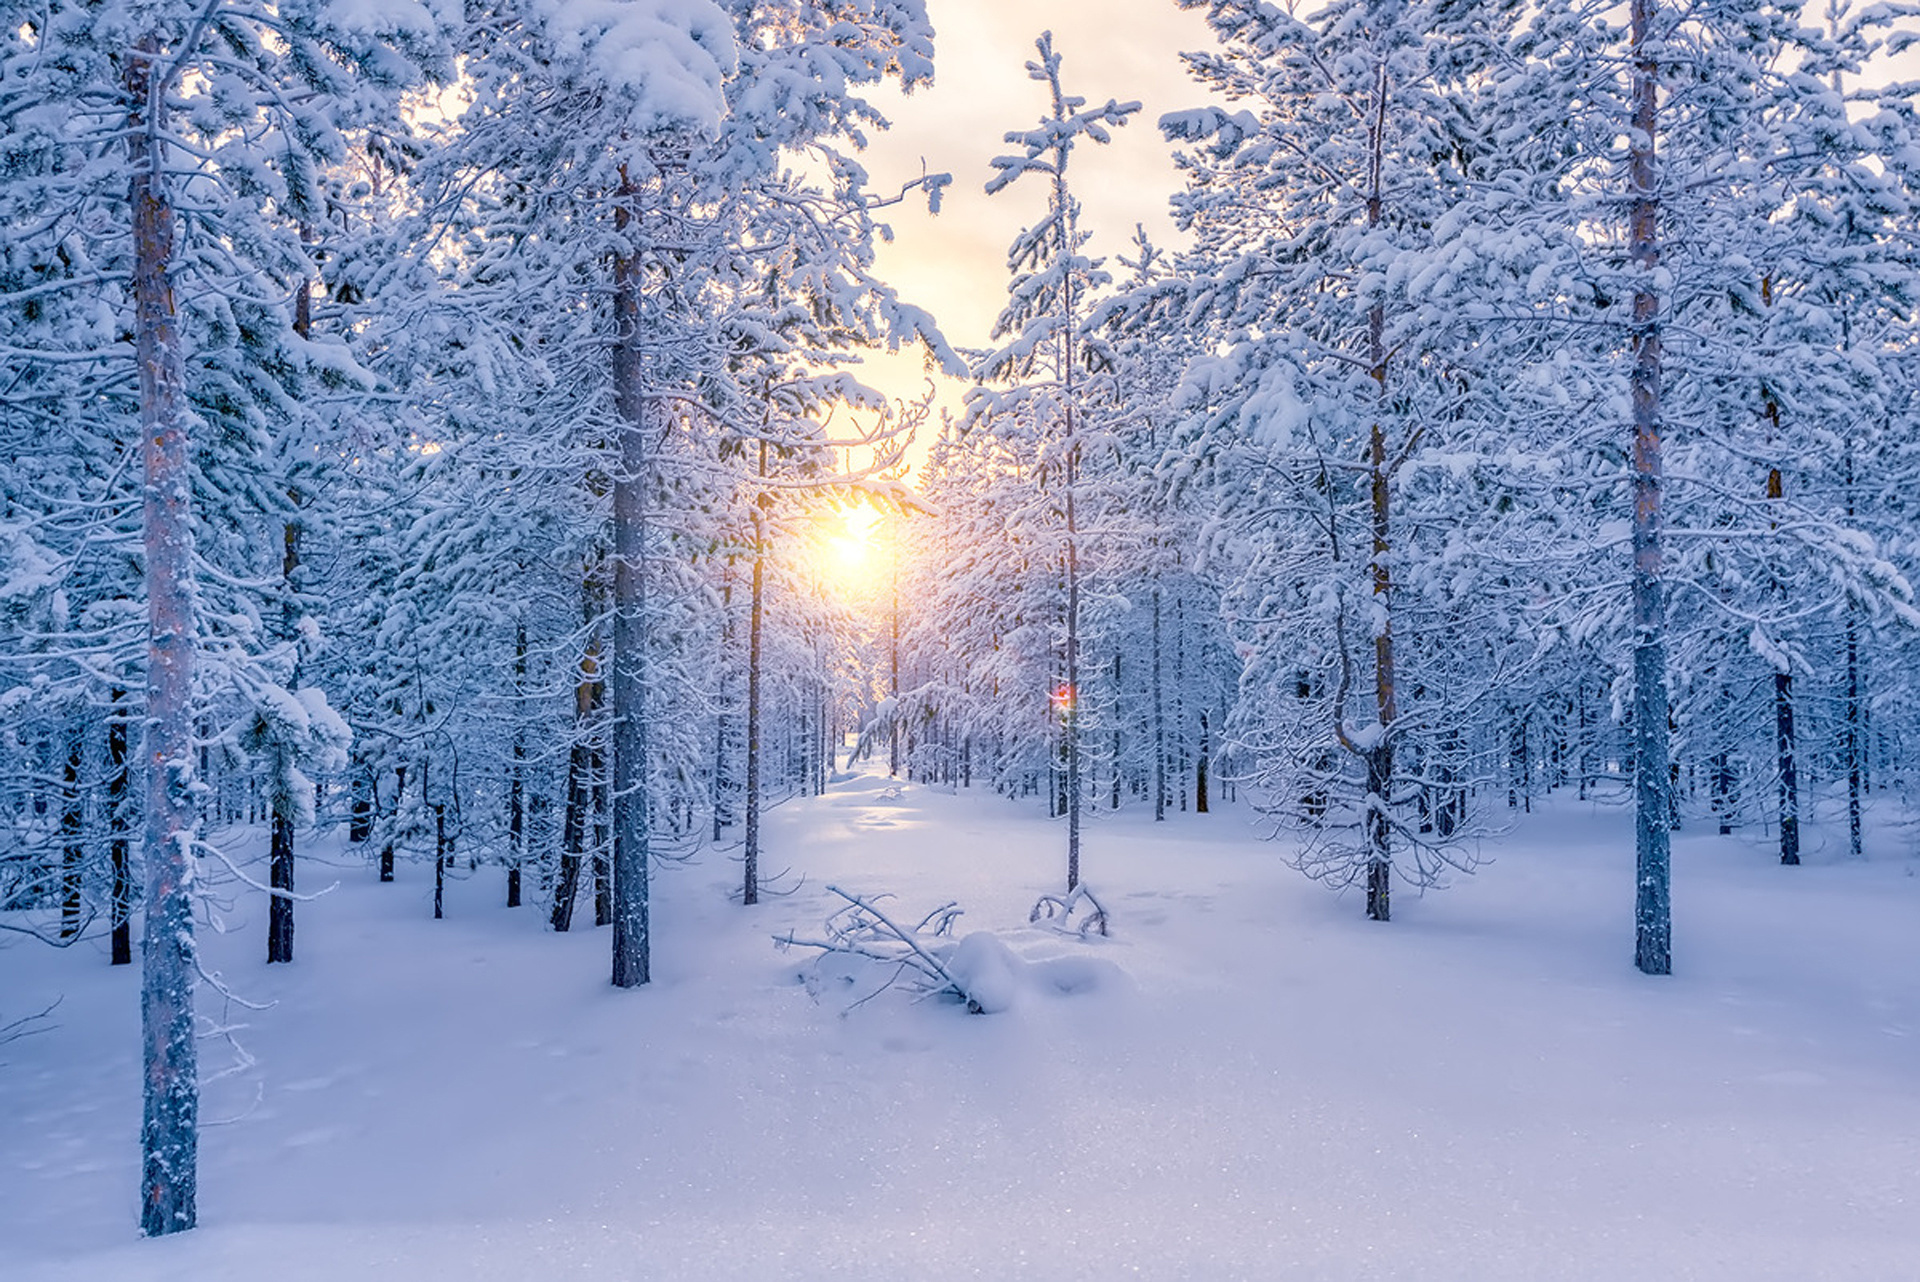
[
  {"x1": 945, "y1": 931, "x2": 1019, "y2": 1013},
  {"x1": 944, "y1": 932, "x2": 1129, "y2": 1013}
]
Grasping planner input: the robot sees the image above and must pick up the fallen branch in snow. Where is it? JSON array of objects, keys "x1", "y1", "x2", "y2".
[
  {"x1": 1030, "y1": 884, "x2": 1110, "y2": 938},
  {"x1": 775, "y1": 885, "x2": 982, "y2": 1012},
  {"x1": 0, "y1": 996, "x2": 60, "y2": 1051}
]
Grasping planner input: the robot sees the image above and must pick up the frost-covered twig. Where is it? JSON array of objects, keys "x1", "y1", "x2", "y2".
[
  {"x1": 0, "y1": 996, "x2": 60, "y2": 1049},
  {"x1": 194, "y1": 837, "x2": 339, "y2": 903},
  {"x1": 1030, "y1": 883, "x2": 1110, "y2": 938}
]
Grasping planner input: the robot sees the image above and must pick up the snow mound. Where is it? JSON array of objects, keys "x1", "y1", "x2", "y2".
[{"x1": 943, "y1": 931, "x2": 1129, "y2": 1014}]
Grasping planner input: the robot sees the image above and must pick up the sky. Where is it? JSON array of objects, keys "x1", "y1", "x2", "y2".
[
  {"x1": 847, "y1": 1, "x2": 1219, "y2": 447},
  {"x1": 842, "y1": 2, "x2": 1920, "y2": 473}
]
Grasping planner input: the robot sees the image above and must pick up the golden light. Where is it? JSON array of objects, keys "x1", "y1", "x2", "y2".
[{"x1": 822, "y1": 505, "x2": 881, "y2": 581}]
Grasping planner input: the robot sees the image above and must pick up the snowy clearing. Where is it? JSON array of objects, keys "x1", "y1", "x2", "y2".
[{"x1": 6, "y1": 770, "x2": 1919, "y2": 1280}]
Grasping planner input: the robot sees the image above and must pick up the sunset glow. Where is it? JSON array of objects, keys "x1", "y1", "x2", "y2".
[{"x1": 822, "y1": 505, "x2": 882, "y2": 581}]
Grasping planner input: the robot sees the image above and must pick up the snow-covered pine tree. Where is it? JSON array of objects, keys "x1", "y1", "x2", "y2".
[
  {"x1": 1164, "y1": 0, "x2": 1537, "y2": 919},
  {"x1": 971, "y1": 31, "x2": 1138, "y2": 892},
  {"x1": 0, "y1": 0, "x2": 451, "y2": 1230}
]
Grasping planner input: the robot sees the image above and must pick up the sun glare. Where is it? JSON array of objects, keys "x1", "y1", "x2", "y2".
[{"x1": 823, "y1": 506, "x2": 881, "y2": 582}]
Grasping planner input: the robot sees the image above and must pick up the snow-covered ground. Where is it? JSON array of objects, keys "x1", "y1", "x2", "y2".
[{"x1": 6, "y1": 770, "x2": 1919, "y2": 1280}]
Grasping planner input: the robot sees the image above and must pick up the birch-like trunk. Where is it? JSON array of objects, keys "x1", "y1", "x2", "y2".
[
  {"x1": 130, "y1": 37, "x2": 199, "y2": 1236},
  {"x1": 1629, "y1": 0, "x2": 1673, "y2": 975}
]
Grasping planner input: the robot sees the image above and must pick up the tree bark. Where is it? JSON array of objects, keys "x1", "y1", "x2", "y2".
[
  {"x1": 1363, "y1": 61, "x2": 1396, "y2": 924},
  {"x1": 552, "y1": 734, "x2": 588, "y2": 933},
  {"x1": 1629, "y1": 0, "x2": 1672, "y2": 975},
  {"x1": 1195, "y1": 709, "x2": 1210, "y2": 815},
  {"x1": 508, "y1": 625, "x2": 526, "y2": 907},
  {"x1": 109, "y1": 691, "x2": 132, "y2": 966},
  {"x1": 267, "y1": 508, "x2": 301, "y2": 964},
  {"x1": 1152, "y1": 585, "x2": 1167, "y2": 822},
  {"x1": 743, "y1": 444, "x2": 768, "y2": 906},
  {"x1": 61, "y1": 731, "x2": 82, "y2": 940},
  {"x1": 1845, "y1": 447, "x2": 1863, "y2": 859},
  {"x1": 609, "y1": 181, "x2": 651, "y2": 989},
  {"x1": 130, "y1": 36, "x2": 199, "y2": 1235}
]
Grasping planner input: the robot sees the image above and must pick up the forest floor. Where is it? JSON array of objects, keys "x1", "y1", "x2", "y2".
[{"x1": 6, "y1": 767, "x2": 1920, "y2": 1280}]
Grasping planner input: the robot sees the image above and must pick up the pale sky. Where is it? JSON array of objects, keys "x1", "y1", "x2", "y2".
[
  {"x1": 846, "y1": 3, "x2": 1920, "y2": 473},
  {"x1": 850, "y1": 1, "x2": 1218, "y2": 449}
]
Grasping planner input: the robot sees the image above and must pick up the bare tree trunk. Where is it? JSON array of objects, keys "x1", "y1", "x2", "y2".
[
  {"x1": 592, "y1": 748, "x2": 611, "y2": 927},
  {"x1": 130, "y1": 37, "x2": 198, "y2": 1235},
  {"x1": 269, "y1": 242, "x2": 311, "y2": 965},
  {"x1": 508, "y1": 625, "x2": 526, "y2": 907},
  {"x1": 1845, "y1": 448, "x2": 1863, "y2": 859},
  {"x1": 889, "y1": 530, "x2": 901, "y2": 779},
  {"x1": 1195, "y1": 709, "x2": 1210, "y2": 815},
  {"x1": 1152, "y1": 585, "x2": 1167, "y2": 822},
  {"x1": 744, "y1": 444, "x2": 768, "y2": 906},
  {"x1": 1064, "y1": 482, "x2": 1082, "y2": 890},
  {"x1": 110, "y1": 690, "x2": 132, "y2": 965},
  {"x1": 432, "y1": 804, "x2": 446, "y2": 920},
  {"x1": 61, "y1": 730, "x2": 82, "y2": 940},
  {"x1": 552, "y1": 735, "x2": 588, "y2": 933},
  {"x1": 609, "y1": 185, "x2": 651, "y2": 989},
  {"x1": 350, "y1": 760, "x2": 373, "y2": 843},
  {"x1": 1775, "y1": 668, "x2": 1799, "y2": 864},
  {"x1": 267, "y1": 516, "x2": 300, "y2": 963},
  {"x1": 1629, "y1": 0, "x2": 1672, "y2": 975},
  {"x1": 1363, "y1": 62, "x2": 1396, "y2": 924},
  {"x1": 1763, "y1": 465, "x2": 1799, "y2": 865}
]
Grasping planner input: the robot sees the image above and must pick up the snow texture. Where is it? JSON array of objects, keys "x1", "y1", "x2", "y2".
[{"x1": 5, "y1": 767, "x2": 1920, "y2": 1278}]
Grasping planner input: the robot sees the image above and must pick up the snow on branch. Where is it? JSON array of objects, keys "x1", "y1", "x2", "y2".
[
  {"x1": 1029, "y1": 883, "x2": 1109, "y2": 938},
  {"x1": 777, "y1": 886, "x2": 1128, "y2": 1016},
  {"x1": 776, "y1": 885, "x2": 978, "y2": 1011}
]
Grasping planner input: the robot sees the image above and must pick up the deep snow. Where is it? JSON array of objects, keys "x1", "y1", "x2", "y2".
[{"x1": 5, "y1": 768, "x2": 1918, "y2": 1280}]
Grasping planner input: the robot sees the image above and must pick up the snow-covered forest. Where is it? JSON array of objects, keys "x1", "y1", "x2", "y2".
[{"x1": 5, "y1": 0, "x2": 1920, "y2": 1272}]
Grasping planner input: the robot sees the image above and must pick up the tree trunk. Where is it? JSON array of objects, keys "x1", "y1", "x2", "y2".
[
  {"x1": 552, "y1": 736, "x2": 588, "y2": 933},
  {"x1": 1195, "y1": 709, "x2": 1210, "y2": 815},
  {"x1": 130, "y1": 37, "x2": 199, "y2": 1235},
  {"x1": 1761, "y1": 464, "x2": 1799, "y2": 865},
  {"x1": 1629, "y1": 0, "x2": 1672, "y2": 975},
  {"x1": 61, "y1": 731, "x2": 82, "y2": 940},
  {"x1": 269, "y1": 243, "x2": 310, "y2": 965},
  {"x1": 1363, "y1": 63, "x2": 1396, "y2": 922},
  {"x1": 266, "y1": 517, "x2": 298, "y2": 961},
  {"x1": 889, "y1": 532, "x2": 901, "y2": 779},
  {"x1": 1153, "y1": 586, "x2": 1166, "y2": 822},
  {"x1": 609, "y1": 185, "x2": 651, "y2": 989},
  {"x1": 350, "y1": 762, "x2": 373, "y2": 844},
  {"x1": 109, "y1": 691, "x2": 132, "y2": 966},
  {"x1": 508, "y1": 625, "x2": 526, "y2": 907},
  {"x1": 1844, "y1": 445, "x2": 1862, "y2": 858},
  {"x1": 1775, "y1": 670, "x2": 1799, "y2": 865},
  {"x1": 743, "y1": 445, "x2": 768, "y2": 906},
  {"x1": 592, "y1": 759, "x2": 611, "y2": 926}
]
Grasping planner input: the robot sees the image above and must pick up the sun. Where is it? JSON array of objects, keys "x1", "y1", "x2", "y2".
[{"x1": 821, "y1": 505, "x2": 881, "y2": 582}]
